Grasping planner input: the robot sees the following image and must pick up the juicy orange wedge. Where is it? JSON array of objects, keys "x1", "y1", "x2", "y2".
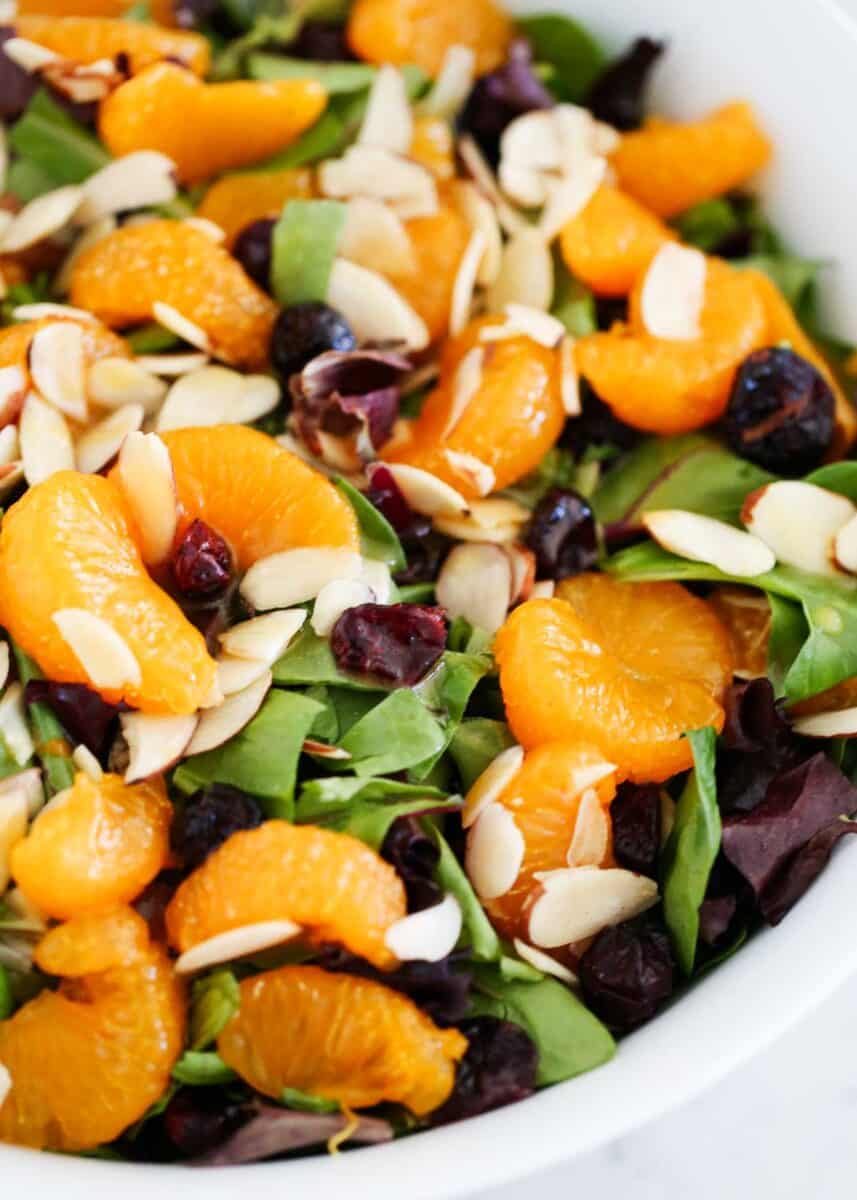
[
  {"x1": 166, "y1": 821, "x2": 407, "y2": 970},
  {"x1": 495, "y1": 577, "x2": 734, "y2": 783},
  {"x1": 385, "y1": 192, "x2": 472, "y2": 343},
  {"x1": 560, "y1": 184, "x2": 674, "y2": 298},
  {"x1": 0, "y1": 471, "x2": 217, "y2": 714},
  {"x1": 15, "y1": 15, "x2": 210, "y2": 75},
  {"x1": 218, "y1": 964, "x2": 467, "y2": 1115},
  {"x1": 18, "y1": 0, "x2": 176, "y2": 19},
  {"x1": 348, "y1": 0, "x2": 511, "y2": 76},
  {"x1": 196, "y1": 168, "x2": 315, "y2": 248},
  {"x1": 0, "y1": 908, "x2": 185, "y2": 1150}
]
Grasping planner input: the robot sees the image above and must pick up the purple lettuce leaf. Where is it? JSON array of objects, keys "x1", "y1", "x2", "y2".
[
  {"x1": 457, "y1": 39, "x2": 555, "y2": 165},
  {"x1": 716, "y1": 678, "x2": 807, "y2": 815},
  {"x1": 431, "y1": 1017, "x2": 537, "y2": 1125},
  {"x1": 759, "y1": 817, "x2": 857, "y2": 925},
  {"x1": 290, "y1": 349, "x2": 410, "y2": 456},
  {"x1": 381, "y1": 815, "x2": 443, "y2": 912},
  {"x1": 0, "y1": 28, "x2": 39, "y2": 121},
  {"x1": 190, "y1": 1104, "x2": 393, "y2": 1166}
]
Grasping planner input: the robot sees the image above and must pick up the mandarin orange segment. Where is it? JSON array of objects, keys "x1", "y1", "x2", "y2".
[
  {"x1": 482, "y1": 743, "x2": 617, "y2": 943},
  {"x1": 384, "y1": 317, "x2": 566, "y2": 497},
  {"x1": 0, "y1": 471, "x2": 217, "y2": 713},
  {"x1": 69, "y1": 220, "x2": 278, "y2": 369},
  {"x1": 158, "y1": 425, "x2": 360, "y2": 571},
  {"x1": 166, "y1": 821, "x2": 407, "y2": 969},
  {"x1": 576, "y1": 258, "x2": 768, "y2": 434},
  {"x1": 348, "y1": 0, "x2": 511, "y2": 76},
  {"x1": 0, "y1": 908, "x2": 185, "y2": 1150},
  {"x1": 218, "y1": 965, "x2": 466, "y2": 1115},
  {"x1": 559, "y1": 185, "x2": 674, "y2": 298},
  {"x1": 11, "y1": 771, "x2": 172, "y2": 920},
  {"x1": 495, "y1": 578, "x2": 733, "y2": 783},
  {"x1": 19, "y1": 0, "x2": 176, "y2": 19},
  {"x1": 98, "y1": 62, "x2": 327, "y2": 184},
  {"x1": 706, "y1": 586, "x2": 771, "y2": 680},
  {"x1": 409, "y1": 116, "x2": 456, "y2": 180},
  {"x1": 196, "y1": 167, "x2": 315, "y2": 248},
  {"x1": 15, "y1": 16, "x2": 210, "y2": 75},
  {"x1": 612, "y1": 102, "x2": 772, "y2": 219}
]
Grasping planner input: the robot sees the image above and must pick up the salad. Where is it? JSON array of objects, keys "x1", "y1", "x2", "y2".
[{"x1": 0, "y1": 0, "x2": 855, "y2": 1169}]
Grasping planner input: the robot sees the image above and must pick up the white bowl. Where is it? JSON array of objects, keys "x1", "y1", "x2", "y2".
[{"x1": 5, "y1": 0, "x2": 857, "y2": 1194}]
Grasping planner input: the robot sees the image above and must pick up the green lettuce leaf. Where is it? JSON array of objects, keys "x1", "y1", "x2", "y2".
[
  {"x1": 335, "y1": 476, "x2": 406, "y2": 572},
  {"x1": 296, "y1": 774, "x2": 447, "y2": 825},
  {"x1": 516, "y1": 14, "x2": 606, "y2": 102},
  {"x1": 449, "y1": 718, "x2": 516, "y2": 791},
  {"x1": 189, "y1": 969, "x2": 240, "y2": 1050},
  {"x1": 338, "y1": 689, "x2": 446, "y2": 777},
  {"x1": 172, "y1": 1051, "x2": 238, "y2": 1087},
  {"x1": 10, "y1": 90, "x2": 110, "y2": 185},
  {"x1": 426, "y1": 824, "x2": 501, "y2": 962},
  {"x1": 270, "y1": 198, "x2": 347, "y2": 307}
]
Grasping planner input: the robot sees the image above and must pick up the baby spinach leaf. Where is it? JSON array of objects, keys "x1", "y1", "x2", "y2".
[
  {"x1": 6, "y1": 158, "x2": 56, "y2": 203},
  {"x1": 273, "y1": 624, "x2": 384, "y2": 690},
  {"x1": 339, "y1": 689, "x2": 446, "y2": 777},
  {"x1": 501, "y1": 445, "x2": 581, "y2": 509},
  {"x1": 271, "y1": 199, "x2": 347, "y2": 307},
  {"x1": 397, "y1": 582, "x2": 435, "y2": 604},
  {"x1": 258, "y1": 106, "x2": 347, "y2": 170},
  {"x1": 552, "y1": 262, "x2": 598, "y2": 336},
  {"x1": 249, "y1": 54, "x2": 377, "y2": 92},
  {"x1": 426, "y1": 824, "x2": 501, "y2": 962},
  {"x1": 516, "y1": 14, "x2": 606, "y2": 102},
  {"x1": 660, "y1": 727, "x2": 720, "y2": 976},
  {"x1": 469, "y1": 964, "x2": 615, "y2": 1085},
  {"x1": 497, "y1": 953, "x2": 544, "y2": 983},
  {"x1": 126, "y1": 322, "x2": 180, "y2": 354},
  {"x1": 411, "y1": 651, "x2": 492, "y2": 780},
  {"x1": 449, "y1": 718, "x2": 516, "y2": 791},
  {"x1": 296, "y1": 775, "x2": 446, "y2": 825},
  {"x1": 767, "y1": 595, "x2": 808, "y2": 697},
  {"x1": 172, "y1": 1050, "x2": 239, "y2": 1087},
  {"x1": 738, "y1": 253, "x2": 821, "y2": 317},
  {"x1": 173, "y1": 690, "x2": 323, "y2": 819},
  {"x1": 325, "y1": 797, "x2": 461, "y2": 851},
  {"x1": 281, "y1": 1087, "x2": 340, "y2": 1114},
  {"x1": 674, "y1": 197, "x2": 744, "y2": 253},
  {"x1": 10, "y1": 89, "x2": 110, "y2": 185},
  {"x1": 334, "y1": 476, "x2": 406, "y2": 572},
  {"x1": 0, "y1": 966, "x2": 12, "y2": 1020},
  {"x1": 805, "y1": 461, "x2": 857, "y2": 503},
  {"x1": 12, "y1": 645, "x2": 74, "y2": 794},
  {"x1": 189, "y1": 969, "x2": 240, "y2": 1050}
]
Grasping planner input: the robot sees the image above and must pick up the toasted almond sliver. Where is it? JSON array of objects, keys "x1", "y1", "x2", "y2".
[
  {"x1": 121, "y1": 711, "x2": 199, "y2": 783},
  {"x1": 152, "y1": 301, "x2": 212, "y2": 354},
  {"x1": 834, "y1": 513, "x2": 857, "y2": 574},
  {"x1": 29, "y1": 322, "x2": 87, "y2": 421},
  {"x1": 486, "y1": 227, "x2": 554, "y2": 314},
  {"x1": 183, "y1": 216, "x2": 225, "y2": 242},
  {"x1": 377, "y1": 462, "x2": 469, "y2": 518},
  {"x1": 443, "y1": 347, "x2": 484, "y2": 439},
  {"x1": 186, "y1": 671, "x2": 272, "y2": 757},
  {"x1": 357, "y1": 64, "x2": 413, "y2": 155},
  {"x1": 219, "y1": 610, "x2": 306, "y2": 662},
  {"x1": 116, "y1": 431, "x2": 177, "y2": 564},
  {"x1": 643, "y1": 510, "x2": 776, "y2": 578},
  {"x1": 513, "y1": 938, "x2": 578, "y2": 986},
  {"x1": 437, "y1": 542, "x2": 512, "y2": 635},
  {"x1": 53, "y1": 610, "x2": 141, "y2": 690},
  {"x1": 465, "y1": 801, "x2": 525, "y2": 900},
  {"x1": 232, "y1": 374, "x2": 280, "y2": 424},
  {"x1": 640, "y1": 243, "x2": 708, "y2": 341},
  {"x1": 505, "y1": 542, "x2": 536, "y2": 605},
  {"x1": 742, "y1": 481, "x2": 855, "y2": 578},
  {"x1": 443, "y1": 448, "x2": 495, "y2": 497},
  {"x1": 319, "y1": 145, "x2": 437, "y2": 219},
  {"x1": 76, "y1": 151, "x2": 177, "y2": 224},
  {"x1": 326, "y1": 258, "x2": 429, "y2": 352},
  {"x1": 0, "y1": 786, "x2": 28, "y2": 892},
  {"x1": 339, "y1": 197, "x2": 416, "y2": 276},
  {"x1": 0, "y1": 768, "x2": 45, "y2": 820},
  {"x1": 2, "y1": 36, "x2": 59, "y2": 71},
  {"x1": 12, "y1": 302, "x2": 96, "y2": 324},
  {"x1": 530, "y1": 579, "x2": 555, "y2": 599},
  {"x1": 449, "y1": 229, "x2": 486, "y2": 336},
  {"x1": 311, "y1": 578, "x2": 375, "y2": 638},
  {"x1": 19, "y1": 391, "x2": 74, "y2": 485},
  {"x1": 567, "y1": 788, "x2": 610, "y2": 867},
  {"x1": 360, "y1": 557, "x2": 394, "y2": 603},
  {"x1": 0, "y1": 185, "x2": 82, "y2": 254},
  {"x1": 303, "y1": 738, "x2": 351, "y2": 760},
  {"x1": 241, "y1": 548, "x2": 362, "y2": 612},
  {"x1": 72, "y1": 743, "x2": 103, "y2": 782},
  {"x1": 0, "y1": 684, "x2": 34, "y2": 767},
  {"x1": 0, "y1": 643, "x2": 8, "y2": 692},
  {"x1": 419, "y1": 45, "x2": 475, "y2": 120},
  {"x1": 463, "y1": 743, "x2": 524, "y2": 829},
  {"x1": 528, "y1": 866, "x2": 659, "y2": 949},
  {"x1": 0, "y1": 367, "x2": 27, "y2": 425},
  {"x1": 135, "y1": 351, "x2": 210, "y2": 377},
  {"x1": 449, "y1": 180, "x2": 502, "y2": 287},
  {"x1": 559, "y1": 334, "x2": 581, "y2": 416},
  {"x1": 76, "y1": 402, "x2": 144, "y2": 474},
  {"x1": 457, "y1": 134, "x2": 527, "y2": 237},
  {"x1": 175, "y1": 920, "x2": 302, "y2": 976},
  {"x1": 791, "y1": 708, "x2": 857, "y2": 738},
  {"x1": 87, "y1": 356, "x2": 168, "y2": 413},
  {"x1": 156, "y1": 364, "x2": 241, "y2": 432},
  {"x1": 385, "y1": 893, "x2": 463, "y2": 962},
  {"x1": 538, "y1": 156, "x2": 606, "y2": 243},
  {"x1": 216, "y1": 654, "x2": 271, "y2": 697}
]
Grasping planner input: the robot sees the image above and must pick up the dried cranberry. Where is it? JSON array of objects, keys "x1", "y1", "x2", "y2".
[
  {"x1": 525, "y1": 487, "x2": 598, "y2": 579},
  {"x1": 366, "y1": 464, "x2": 421, "y2": 535},
  {"x1": 331, "y1": 603, "x2": 447, "y2": 686},
  {"x1": 611, "y1": 784, "x2": 661, "y2": 878},
  {"x1": 432, "y1": 1017, "x2": 538, "y2": 1124},
  {"x1": 319, "y1": 946, "x2": 472, "y2": 1026},
  {"x1": 290, "y1": 20, "x2": 355, "y2": 61},
  {"x1": 458, "y1": 39, "x2": 554, "y2": 165},
  {"x1": 232, "y1": 217, "x2": 275, "y2": 291},
  {"x1": 586, "y1": 37, "x2": 664, "y2": 131},
  {"x1": 172, "y1": 519, "x2": 232, "y2": 598},
  {"x1": 723, "y1": 346, "x2": 836, "y2": 475},
  {"x1": 270, "y1": 302, "x2": 356, "y2": 383},
  {"x1": 24, "y1": 680, "x2": 118, "y2": 758},
  {"x1": 172, "y1": 784, "x2": 264, "y2": 870},
  {"x1": 381, "y1": 815, "x2": 443, "y2": 912},
  {"x1": 0, "y1": 28, "x2": 39, "y2": 121},
  {"x1": 579, "y1": 914, "x2": 674, "y2": 1034},
  {"x1": 164, "y1": 1088, "x2": 250, "y2": 1159}
]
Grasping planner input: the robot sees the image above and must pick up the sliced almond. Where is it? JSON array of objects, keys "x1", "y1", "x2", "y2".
[
  {"x1": 2, "y1": 36, "x2": 59, "y2": 71},
  {"x1": 384, "y1": 893, "x2": 463, "y2": 962},
  {"x1": 54, "y1": 216, "x2": 117, "y2": 296},
  {"x1": 19, "y1": 391, "x2": 74, "y2": 484},
  {"x1": 75, "y1": 403, "x2": 144, "y2": 474},
  {"x1": 0, "y1": 462, "x2": 23, "y2": 498},
  {"x1": 0, "y1": 769, "x2": 45, "y2": 819},
  {"x1": 530, "y1": 579, "x2": 556, "y2": 599},
  {"x1": 175, "y1": 920, "x2": 302, "y2": 975},
  {"x1": 834, "y1": 514, "x2": 857, "y2": 574},
  {"x1": 449, "y1": 179, "x2": 502, "y2": 286},
  {"x1": 135, "y1": 351, "x2": 210, "y2": 377},
  {"x1": 76, "y1": 151, "x2": 177, "y2": 224},
  {"x1": 326, "y1": 258, "x2": 429, "y2": 352},
  {"x1": 0, "y1": 785, "x2": 28, "y2": 892},
  {"x1": 457, "y1": 134, "x2": 528, "y2": 237},
  {"x1": 444, "y1": 449, "x2": 494, "y2": 497},
  {"x1": 539, "y1": 155, "x2": 606, "y2": 242},
  {"x1": 121, "y1": 711, "x2": 199, "y2": 782},
  {"x1": 303, "y1": 739, "x2": 351, "y2": 760},
  {"x1": 505, "y1": 542, "x2": 536, "y2": 605},
  {"x1": 528, "y1": 866, "x2": 659, "y2": 948},
  {"x1": 0, "y1": 185, "x2": 82, "y2": 253},
  {"x1": 465, "y1": 801, "x2": 525, "y2": 900},
  {"x1": 742, "y1": 481, "x2": 855, "y2": 578},
  {"x1": 559, "y1": 334, "x2": 581, "y2": 416},
  {"x1": 437, "y1": 542, "x2": 512, "y2": 634},
  {"x1": 512, "y1": 938, "x2": 578, "y2": 986},
  {"x1": 71, "y1": 743, "x2": 103, "y2": 782},
  {"x1": 311, "y1": 578, "x2": 375, "y2": 638},
  {"x1": 155, "y1": 364, "x2": 241, "y2": 432},
  {"x1": 53, "y1": 609, "x2": 141, "y2": 690},
  {"x1": 183, "y1": 216, "x2": 225, "y2": 242},
  {"x1": 42, "y1": 57, "x2": 122, "y2": 104},
  {"x1": 29, "y1": 321, "x2": 87, "y2": 420},
  {"x1": 87, "y1": 356, "x2": 168, "y2": 413},
  {"x1": 640, "y1": 243, "x2": 707, "y2": 341},
  {"x1": 12, "y1": 302, "x2": 95, "y2": 323},
  {"x1": 232, "y1": 374, "x2": 280, "y2": 424},
  {"x1": 567, "y1": 788, "x2": 610, "y2": 867},
  {"x1": 419, "y1": 44, "x2": 475, "y2": 119},
  {"x1": 643, "y1": 509, "x2": 776, "y2": 578},
  {"x1": 0, "y1": 684, "x2": 34, "y2": 767},
  {"x1": 480, "y1": 304, "x2": 566, "y2": 350},
  {"x1": 360, "y1": 557, "x2": 394, "y2": 604},
  {"x1": 434, "y1": 496, "x2": 530, "y2": 544},
  {"x1": 449, "y1": 229, "x2": 487, "y2": 336},
  {"x1": 116, "y1": 431, "x2": 177, "y2": 564},
  {"x1": 0, "y1": 643, "x2": 8, "y2": 692},
  {"x1": 340, "y1": 197, "x2": 416, "y2": 276},
  {"x1": 357, "y1": 64, "x2": 413, "y2": 155},
  {"x1": 216, "y1": 654, "x2": 271, "y2": 696},
  {"x1": 241, "y1": 548, "x2": 362, "y2": 612},
  {"x1": 791, "y1": 707, "x2": 857, "y2": 738},
  {"x1": 486, "y1": 227, "x2": 554, "y2": 313},
  {"x1": 186, "y1": 671, "x2": 272, "y2": 757},
  {"x1": 463, "y1": 743, "x2": 524, "y2": 828},
  {"x1": 219, "y1": 610, "x2": 306, "y2": 662},
  {"x1": 152, "y1": 301, "x2": 212, "y2": 354},
  {"x1": 376, "y1": 462, "x2": 469, "y2": 517},
  {"x1": 319, "y1": 146, "x2": 437, "y2": 220},
  {"x1": 0, "y1": 366, "x2": 27, "y2": 425}
]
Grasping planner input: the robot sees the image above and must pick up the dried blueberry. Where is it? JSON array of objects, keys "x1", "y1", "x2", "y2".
[
  {"x1": 290, "y1": 21, "x2": 355, "y2": 61},
  {"x1": 432, "y1": 1017, "x2": 538, "y2": 1124},
  {"x1": 232, "y1": 217, "x2": 275, "y2": 291},
  {"x1": 24, "y1": 680, "x2": 118, "y2": 758},
  {"x1": 381, "y1": 815, "x2": 443, "y2": 912},
  {"x1": 611, "y1": 784, "x2": 661, "y2": 878},
  {"x1": 563, "y1": 382, "x2": 642, "y2": 459},
  {"x1": 172, "y1": 784, "x2": 264, "y2": 870},
  {"x1": 164, "y1": 1088, "x2": 250, "y2": 1159},
  {"x1": 586, "y1": 37, "x2": 664, "y2": 131},
  {"x1": 457, "y1": 39, "x2": 554, "y2": 165},
  {"x1": 395, "y1": 530, "x2": 451, "y2": 586},
  {"x1": 0, "y1": 28, "x2": 39, "y2": 121},
  {"x1": 172, "y1": 519, "x2": 233, "y2": 598},
  {"x1": 319, "y1": 946, "x2": 472, "y2": 1027},
  {"x1": 579, "y1": 914, "x2": 674, "y2": 1034},
  {"x1": 723, "y1": 346, "x2": 836, "y2": 475},
  {"x1": 331, "y1": 603, "x2": 447, "y2": 686},
  {"x1": 270, "y1": 302, "x2": 356, "y2": 383},
  {"x1": 525, "y1": 487, "x2": 598, "y2": 579}
]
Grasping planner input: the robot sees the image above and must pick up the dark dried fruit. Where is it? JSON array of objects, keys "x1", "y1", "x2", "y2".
[
  {"x1": 524, "y1": 487, "x2": 598, "y2": 579},
  {"x1": 24, "y1": 680, "x2": 118, "y2": 758},
  {"x1": 173, "y1": 0, "x2": 219, "y2": 30},
  {"x1": 331, "y1": 603, "x2": 447, "y2": 686},
  {"x1": 366, "y1": 463, "x2": 421, "y2": 536},
  {"x1": 457, "y1": 39, "x2": 554, "y2": 165},
  {"x1": 290, "y1": 349, "x2": 409, "y2": 455},
  {"x1": 563, "y1": 382, "x2": 642, "y2": 459},
  {"x1": 270, "y1": 302, "x2": 356, "y2": 383},
  {"x1": 190, "y1": 1103, "x2": 392, "y2": 1166},
  {"x1": 717, "y1": 678, "x2": 805, "y2": 816},
  {"x1": 319, "y1": 947, "x2": 472, "y2": 1027},
  {"x1": 172, "y1": 518, "x2": 233, "y2": 598},
  {"x1": 232, "y1": 217, "x2": 275, "y2": 291},
  {"x1": 723, "y1": 346, "x2": 835, "y2": 475},
  {"x1": 432, "y1": 1017, "x2": 538, "y2": 1125},
  {"x1": 759, "y1": 816, "x2": 857, "y2": 926},
  {"x1": 611, "y1": 784, "x2": 660, "y2": 878},
  {"x1": 290, "y1": 21, "x2": 356, "y2": 62},
  {"x1": 586, "y1": 37, "x2": 664, "y2": 131},
  {"x1": 381, "y1": 815, "x2": 443, "y2": 913},
  {"x1": 172, "y1": 784, "x2": 264, "y2": 870},
  {"x1": 164, "y1": 1088, "x2": 250, "y2": 1159},
  {"x1": 395, "y1": 530, "x2": 452, "y2": 587},
  {"x1": 578, "y1": 913, "x2": 674, "y2": 1034},
  {"x1": 0, "y1": 28, "x2": 39, "y2": 121}
]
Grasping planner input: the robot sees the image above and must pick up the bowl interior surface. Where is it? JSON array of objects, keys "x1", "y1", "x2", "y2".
[{"x1": 4, "y1": 0, "x2": 857, "y2": 1195}]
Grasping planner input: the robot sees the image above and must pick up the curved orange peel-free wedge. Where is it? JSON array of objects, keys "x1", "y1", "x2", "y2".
[
  {"x1": 559, "y1": 184, "x2": 674, "y2": 298},
  {"x1": 347, "y1": 0, "x2": 511, "y2": 76},
  {"x1": 15, "y1": 15, "x2": 210, "y2": 75}
]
